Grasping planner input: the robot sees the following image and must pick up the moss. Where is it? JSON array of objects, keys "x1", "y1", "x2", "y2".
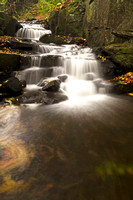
[
  {"x1": 48, "y1": 0, "x2": 84, "y2": 37},
  {"x1": 105, "y1": 43, "x2": 133, "y2": 67},
  {"x1": 56, "y1": 9, "x2": 66, "y2": 35},
  {"x1": 0, "y1": 12, "x2": 11, "y2": 36}
]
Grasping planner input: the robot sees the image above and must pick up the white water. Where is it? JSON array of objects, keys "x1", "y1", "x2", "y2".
[
  {"x1": 16, "y1": 23, "x2": 51, "y2": 40},
  {"x1": 16, "y1": 22, "x2": 107, "y2": 99}
]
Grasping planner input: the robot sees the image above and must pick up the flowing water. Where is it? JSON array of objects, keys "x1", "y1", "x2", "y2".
[{"x1": 0, "y1": 23, "x2": 133, "y2": 200}]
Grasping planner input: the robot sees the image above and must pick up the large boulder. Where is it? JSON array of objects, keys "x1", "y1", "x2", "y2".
[
  {"x1": 10, "y1": 89, "x2": 68, "y2": 104},
  {"x1": 0, "y1": 12, "x2": 22, "y2": 36}
]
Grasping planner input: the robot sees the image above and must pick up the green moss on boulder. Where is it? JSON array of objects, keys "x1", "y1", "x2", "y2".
[
  {"x1": 48, "y1": 0, "x2": 85, "y2": 37},
  {"x1": 0, "y1": 12, "x2": 21, "y2": 36},
  {"x1": 105, "y1": 43, "x2": 133, "y2": 68}
]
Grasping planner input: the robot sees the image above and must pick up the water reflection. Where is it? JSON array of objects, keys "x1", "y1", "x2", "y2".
[{"x1": 0, "y1": 95, "x2": 133, "y2": 200}]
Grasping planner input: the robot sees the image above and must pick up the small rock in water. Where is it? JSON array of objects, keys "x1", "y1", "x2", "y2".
[
  {"x1": 84, "y1": 72, "x2": 96, "y2": 80},
  {"x1": 20, "y1": 80, "x2": 26, "y2": 88},
  {"x1": 57, "y1": 74, "x2": 68, "y2": 82},
  {"x1": 41, "y1": 78, "x2": 61, "y2": 92}
]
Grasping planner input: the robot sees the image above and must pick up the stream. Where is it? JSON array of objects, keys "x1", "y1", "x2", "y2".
[{"x1": 0, "y1": 22, "x2": 133, "y2": 200}]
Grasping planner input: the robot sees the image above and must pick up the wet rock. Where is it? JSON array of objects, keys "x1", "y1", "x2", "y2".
[
  {"x1": 93, "y1": 78, "x2": 112, "y2": 93},
  {"x1": 20, "y1": 80, "x2": 26, "y2": 88},
  {"x1": 0, "y1": 77, "x2": 23, "y2": 94},
  {"x1": 99, "y1": 81, "x2": 112, "y2": 93},
  {"x1": 46, "y1": 90, "x2": 68, "y2": 103},
  {"x1": 41, "y1": 78, "x2": 61, "y2": 92},
  {"x1": 40, "y1": 55, "x2": 62, "y2": 67},
  {"x1": 40, "y1": 34, "x2": 67, "y2": 45},
  {"x1": 9, "y1": 38, "x2": 33, "y2": 50},
  {"x1": 93, "y1": 78, "x2": 103, "y2": 86},
  {"x1": 57, "y1": 74, "x2": 68, "y2": 82},
  {"x1": 15, "y1": 91, "x2": 47, "y2": 104},
  {"x1": 85, "y1": 72, "x2": 96, "y2": 80},
  {"x1": 13, "y1": 89, "x2": 68, "y2": 104}
]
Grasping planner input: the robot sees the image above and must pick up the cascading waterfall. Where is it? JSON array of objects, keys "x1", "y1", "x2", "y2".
[
  {"x1": 57, "y1": 46, "x2": 100, "y2": 98},
  {"x1": 16, "y1": 22, "x2": 51, "y2": 40},
  {"x1": 16, "y1": 22, "x2": 105, "y2": 99}
]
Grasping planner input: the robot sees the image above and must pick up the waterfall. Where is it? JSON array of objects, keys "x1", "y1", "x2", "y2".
[
  {"x1": 16, "y1": 23, "x2": 51, "y2": 40},
  {"x1": 16, "y1": 22, "x2": 106, "y2": 99}
]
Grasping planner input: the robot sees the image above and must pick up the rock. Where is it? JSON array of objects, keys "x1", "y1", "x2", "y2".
[
  {"x1": 20, "y1": 80, "x2": 26, "y2": 88},
  {"x1": 9, "y1": 38, "x2": 33, "y2": 50},
  {"x1": 40, "y1": 34, "x2": 67, "y2": 45},
  {"x1": 48, "y1": 0, "x2": 85, "y2": 37},
  {"x1": 40, "y1": 55, "x2": 62, "y2": 67},
  {"x1": 93, "y1": 78, "x2": 103, "y2": 86},
  {"x1": 0, "y1": 54, "x2": 20, "y2": 72},
  {"x1": 1, "y1": 77, "x2": 23, "y2": 94},
  {"x1": 14, "y1": 91, "x2": 47, "y2": 104},
  {"x1": 102, "y1": 43, "x2": 133, "y2": 71},
  {"x1": 46, "y1": 90, "x2": 68, "y2": 103},
  {"x1": 12, "y1": 89, "x2": 68, "y2": 104},
  {"x1": 83, "y1": 0, "x2": 133, "y2": 46},
  {"x1": 0, "y1": 12, "x2": 22, "y2": 36},
  {"x1": 93, "y1": 79, "x2": 112, "y2": 93},
  {"x1": 57, "y1": 74, "x2": 68, "y2": 82},
  {"x1": 84, "y1": 72, "x2": 96, "y2": 80},
  {"x1": 41, "y1": 78, "x2": 61, "y2": 92}
]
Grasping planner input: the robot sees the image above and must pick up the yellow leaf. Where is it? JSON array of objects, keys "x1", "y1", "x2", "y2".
[{"x1": 128, "y1": 93, "x2": 133, "y2": 96}]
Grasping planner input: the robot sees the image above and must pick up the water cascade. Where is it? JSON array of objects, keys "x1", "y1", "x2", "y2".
[
  {"x1": 16, "y1": 22, "x2": 105, "y2": 99},
  {"x1": 16, "y1": 22, "x2": 51, "y2": 40}
]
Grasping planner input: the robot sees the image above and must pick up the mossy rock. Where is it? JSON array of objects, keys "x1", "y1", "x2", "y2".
[
  {"x1": 40, "y1": 34, "x2": 67, "y2": 45},
  {"x1": 0, "y1": 12, "x2": 21, "y2": 36},
  {"x1": 104, "y1": 43, "x2": 133, "y2": 68},
  {"x1": 48, "y1": 0, "x2": 85, "y2": 37}
]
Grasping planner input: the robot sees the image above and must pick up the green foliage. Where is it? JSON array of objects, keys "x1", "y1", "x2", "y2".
[
  {"x1": 39, "y1": 0, "x2": 63, "y2": 13},
  {"x1": 0, "y1": 0, "x2": 7, "y2": 5}
]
